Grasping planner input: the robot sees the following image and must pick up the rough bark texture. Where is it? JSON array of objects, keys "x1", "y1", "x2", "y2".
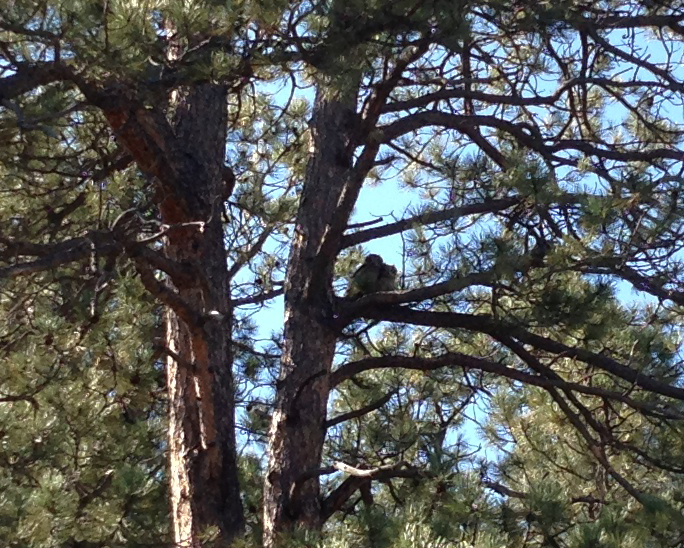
[
  {"x1": 263, "y1": 84, "x2": 358, "y2": 546},
  {"x1": 102, "y1": 84, "x2": 244, "y2": 546},
  {"x1": 164, "y1": 85, "x2": 244, "y2": 546}
]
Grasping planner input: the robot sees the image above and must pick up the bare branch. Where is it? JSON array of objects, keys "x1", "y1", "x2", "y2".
[
  {"x1": 326, "y1": 389, "x2": 397, "y2": 428},
  {"x1": 125, "y1": 244, "x2": 200, "y2": 290},
  {"x1": 340, "y1": 198, "x2": 519, "y2": 249},
  {"x1": 231, "y1": 288, "x2": 284, "y2": 307},
  {"x1": 227, "y1": 226, "x2": 277, "y2": 280},
  {"x1": 578, "y1": 259, "x2": 684, "y2": 307},
  {"x1": 320, "y1": 461, "x2": 423, "y2": 522}
]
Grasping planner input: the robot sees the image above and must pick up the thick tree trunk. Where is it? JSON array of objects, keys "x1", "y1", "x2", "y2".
[
  {"x1": 263, "y1": 84, "x2": 357, "y2": 546},
  {"x1": 164, "y1": 221, "x2": 243, "y2": 547},
  {"x1": 163, "y1": 84, "x2": 244, "y2": 546},
  {"x1": 100, "y1": 84, "x2": 244, "y2": 546}
]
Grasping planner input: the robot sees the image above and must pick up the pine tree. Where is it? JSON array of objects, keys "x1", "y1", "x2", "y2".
[{"x1": 2, "y1": 1, "x2": 684, "y2": 547}]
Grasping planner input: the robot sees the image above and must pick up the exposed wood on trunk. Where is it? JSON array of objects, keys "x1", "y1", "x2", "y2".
[{"x1": 99, "y1": 83, "x2": 244, "y2": 546}]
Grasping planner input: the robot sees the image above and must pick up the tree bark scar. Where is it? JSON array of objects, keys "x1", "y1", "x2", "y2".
[{"x1": 286, "y1": 480, "x2": 303, "y2": 519}]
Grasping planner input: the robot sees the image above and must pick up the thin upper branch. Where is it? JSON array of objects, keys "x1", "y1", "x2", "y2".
[
  {"x1": 326, "y1": 389, "x2": 397, "y2": 428},
  {"x1": 340, "y1": 198, "x2": 519, "y2": 249}
]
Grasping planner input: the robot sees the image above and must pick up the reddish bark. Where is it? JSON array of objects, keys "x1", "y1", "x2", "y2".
[{"x1": 102, "y1": 84, "x2": 244, "y2": 546}]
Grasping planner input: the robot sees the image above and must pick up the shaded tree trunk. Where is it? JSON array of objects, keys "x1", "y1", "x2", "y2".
[
  {"x1": 263, "y1": 83, "x2": 358, "y2": 546},
  {"x1": 99, "y1": 83, "x2": 244, "y2": 546}
]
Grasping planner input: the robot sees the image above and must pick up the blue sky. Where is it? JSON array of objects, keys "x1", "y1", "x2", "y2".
[{"x1": 234, "y1": 24, "x2": 684, "y2": 463}]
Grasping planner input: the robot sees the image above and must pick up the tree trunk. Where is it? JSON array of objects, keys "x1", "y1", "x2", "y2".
[
  {"x1": 100, "y1": 83, "x2": 244, "y2": 546},
  {"x1": 263, "y1": 83, "x2": 357, "y2": 546},
  {"x1": 163, "y1": 84, "x2": 244, "y2": 546}
]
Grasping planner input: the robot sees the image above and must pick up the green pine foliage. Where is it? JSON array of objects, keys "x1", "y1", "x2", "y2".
[
  {"x1": 3, "y1": 0, "x2": 684, "y2": 546},
  {"x1": 0, "y1": 270, "x2": 169, "y2": 546}
]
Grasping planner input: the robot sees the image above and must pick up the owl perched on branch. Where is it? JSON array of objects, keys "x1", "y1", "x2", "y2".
[{"x1": 346, "y1": 254, "x2": 398, "y2": 298}]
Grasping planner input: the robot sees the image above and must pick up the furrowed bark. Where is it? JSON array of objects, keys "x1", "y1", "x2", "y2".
[
  {"x1": 263, "y1": 82, "x2": 358, "y2": 546},
  {"x1": 101, "y1": 83, "x2": 244, "y2": 546},
  {"x1": 164, "y1": 84, "x2": 244, "y2": 546}
]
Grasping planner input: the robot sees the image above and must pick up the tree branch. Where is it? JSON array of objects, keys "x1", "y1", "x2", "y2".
[
  {"x1": 130, "y1": 257, "x2": 203, "y2": 330},
  {"x1": 579, "y1": 260, "x2": 684, "y2": 307},
  {"x1": 340, "y1": 198, "x2": 519, "y2": 249},
  {"x1": 355, "y1": 308, "x2": 684, "y2": 402},
  {"x1": 0, "y1": 61, "x2": 75, "y2": 101},
  {"x1": 379, "y1": 112, "x2": 683, "y2": 163},
  {"x1": 0, "y1": 233, "x2": 118, "y2": 279},
  {"x1": 320, "y1": 461, "x2": 423, "y2": 522},
  {"x1": 326, "y1": 389, "x2": 397, "y2": 428},
  {"x1": 231, "y1": 288, "x2": 284, "y2": 307},
  {"x1": 331, "y1": 352, "x2": 683, "y2": 420}
]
